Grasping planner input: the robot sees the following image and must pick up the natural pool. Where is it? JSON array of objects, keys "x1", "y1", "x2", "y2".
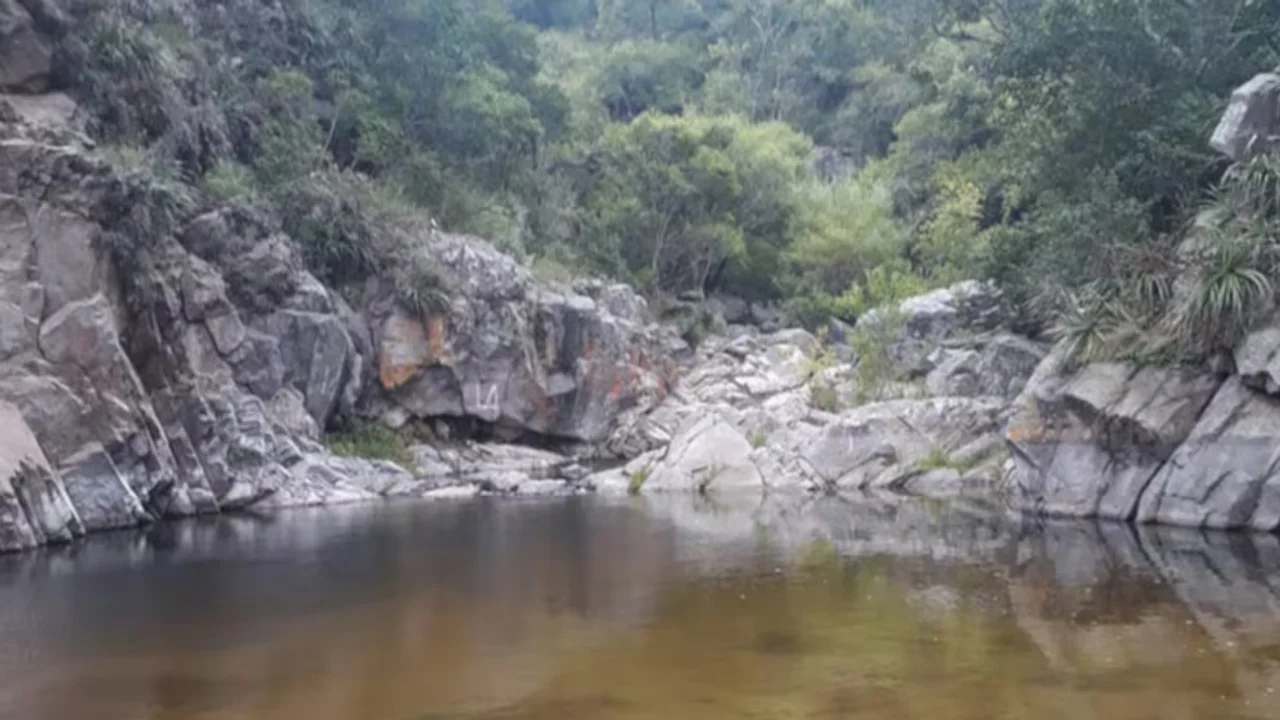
[{"x1": 0, "y1": 492, "x2": 1277, "y2": 720}]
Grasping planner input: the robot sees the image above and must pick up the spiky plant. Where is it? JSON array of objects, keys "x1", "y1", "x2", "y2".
[
  {"x1": 1113, "y1": 240, "x2": 1181, "y2": 317},
  {"x1": 1221, "y1": 151, "x2": 1280, "y2": 218},
  {"x1": 1051, "y1": 289, "x2": 1124, "y2": 365},
  {"x1": 1173, "y1": 235, "x2": 1273, "y2": 354},
  {"x1": 394, "y1": 254, "x2": 452, "y2": 317}
]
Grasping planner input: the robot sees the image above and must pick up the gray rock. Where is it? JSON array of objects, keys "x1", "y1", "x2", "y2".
[
  {"x1": 1006, "y1": 353, "x2": 1223, "y2": 520},
  {"x1": 1137, "y1": 378, "x2": 1280, "y2": 530},
  {"x1": 804, "y1": 397, "x2": 1004, "y2": 489},
  {"x1": 228, "y1": 330, "x2": 286, "y2": 399},
  {"x1": 1235, "y1": 325, "x2": 1280, "y2": 396},
  {"x1": 205, "y1": 312, "x2": 247, "y2": 356},
  {"x1": 637, "y1": 415, "x2": 764, "y2": 493},
  {"x1": 257, "y1": 310, "x2": 354, "y2": 429},
  {"x1": 862, "y1": 280, "x2": 1007, "y2": 375},
  {"x1": 708, "y1": 294, "x2": 751, "y2": 325},
  {"x1": 925, "y1": 334, "x2": 1045, "y2": 399},
  {"x1": 56, "y1": 443, "x2": 150, "y2": 531},
  {"x1": 1211, "y1": 73, "x2": 1280, "y2": 161},
  {"x1": 375, "y1": 233, "x2": 673, "y2": 443},
  {"x1": 0, "y1": 400, "x2": 81, "y2": 551},
  {"x1": 0, "y1": 0, "x2": 52, "y2": 93}
]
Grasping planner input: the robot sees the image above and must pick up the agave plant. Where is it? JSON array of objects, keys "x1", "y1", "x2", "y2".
[
  {"x1": 1114, "y1": 241, "x2": 1180, "y2": 316},
  {"x1": 1173, "y1": 235, "x2": 1274, "y2": 354},
  {"x1": 394, "y1": 254, "x2": 453, "y2": 317},
  {"x1": 1050, "y1": 289, "x2": 1124, "y2": 366},
  {"x1": 1221, "y1": 151, "x2": 1280, "y2": 219}
]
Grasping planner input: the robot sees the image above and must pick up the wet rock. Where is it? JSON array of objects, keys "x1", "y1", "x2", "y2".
[{"x1": 56, "y1": 443, "x2": 150, "y2": 531}]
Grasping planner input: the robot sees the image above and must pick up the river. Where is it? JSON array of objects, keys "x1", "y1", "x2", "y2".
[{"x1": 0, "y1": 492, "x2": 1277, "y2": 720}]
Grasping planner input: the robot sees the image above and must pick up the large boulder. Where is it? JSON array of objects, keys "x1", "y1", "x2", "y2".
[
  {"x1": 374, "y1": 233, "x2": 673, "y2": 444},
  {"x1": 1005, "y1": 353, "x2": 1223, "y2": 520},
  {"x1": 598, "y1": 414, "x2": 764, "y2": 494},
  {"x1": 1137, "y1": 378, "x2": 1280, "y2": 531},
  {"x1": 1211, "y1": 73, "x2": 1280, "y2": 161}
]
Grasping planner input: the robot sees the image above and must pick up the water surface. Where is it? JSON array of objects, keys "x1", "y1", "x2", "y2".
[{"x1": 1, "y1": 493, "x2": 1278, "y2": 720}]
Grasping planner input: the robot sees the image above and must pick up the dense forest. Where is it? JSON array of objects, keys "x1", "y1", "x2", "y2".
[{"x1": 63, "y1": 0, "x2": 1280, "y2": 362}]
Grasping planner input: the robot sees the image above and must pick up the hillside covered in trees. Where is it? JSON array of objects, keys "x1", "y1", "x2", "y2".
[{"x1": 63, "y1": 0, "x2": 1280, "y2": 359}]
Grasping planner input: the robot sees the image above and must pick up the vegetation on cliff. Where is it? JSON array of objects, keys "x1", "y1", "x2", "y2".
[{"x1": 51, "y1": 0, "x2": 1280, "y2": 353}]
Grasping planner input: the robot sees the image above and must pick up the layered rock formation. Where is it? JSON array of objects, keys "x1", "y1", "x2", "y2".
[
  {"x1": 369, "y1": 236, "x2": 674, "y2": 444},
  {"x1": 0, "y1": 85, "x2": 675, "y2": 552}
]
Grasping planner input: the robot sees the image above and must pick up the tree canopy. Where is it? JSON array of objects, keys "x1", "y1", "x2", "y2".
[{"x1": 69, "y1": 0, "x2": 1280, "y2": 351}]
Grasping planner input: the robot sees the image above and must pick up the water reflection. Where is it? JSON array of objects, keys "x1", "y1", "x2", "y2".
[{"x1": 0, "y1": 493, "x2": 1277, "y2": 719}]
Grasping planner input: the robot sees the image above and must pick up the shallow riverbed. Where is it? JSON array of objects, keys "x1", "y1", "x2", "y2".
[{"x1": 0, "y1": 492, "x2": 1278, "y2": 720}]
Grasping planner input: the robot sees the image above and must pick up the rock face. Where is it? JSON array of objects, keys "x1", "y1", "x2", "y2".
[
  {"x1": 0, "y1": 81, "x2": 675, "y2": 552},
  {"x1": 0, "y1": 400, "x2": 82, "y2": 550},
  {"x1": 372, "y1": 237, "x2": 674, "y2": 444},
  {"x1": 1005, "y1": 355, "x2": 1223, "y2": 521},
  {"x1": 1005, "y1": 330, "x2": 1280, "y2": 530}
]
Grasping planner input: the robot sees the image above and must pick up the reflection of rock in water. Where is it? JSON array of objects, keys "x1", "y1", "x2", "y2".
[
  {"x1": 1009, "y1": 519, "x2": 1280, "y2": 718},
  {"x1": 625, "y1": 490, "x2": 1013, "y2": 575},
  {"x1": 628, "y1": 490, "x2": 1280, "y2": 719},
  {"x1": 6, "y1": 494, "x2": 1280, "y2": 719},
  {"x1": 0, "y1": 498, "x2": 684, "y2": 720}
]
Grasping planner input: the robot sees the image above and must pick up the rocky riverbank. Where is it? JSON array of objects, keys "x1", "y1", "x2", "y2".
[{"x1": 2, "y1": 0, "x2": 1280, "y2": 553}]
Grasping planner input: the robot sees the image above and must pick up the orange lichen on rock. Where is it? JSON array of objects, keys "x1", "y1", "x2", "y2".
[
  {"x1": 426, "y1": 314, "x2": 448, "y2": 363},
  {"x1": 379, "y1": 311, "x2": 431, "y2": 390}
]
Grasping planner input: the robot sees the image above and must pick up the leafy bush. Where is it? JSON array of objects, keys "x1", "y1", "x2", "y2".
[
  {"x1": 202, "y1": 161, "x2": 258, "y2": 203},
  {"x1": 849, "y1": 308, "x2": 906, "y2": 403},
  {"x1": 329, "y1": 423, "x2": 418, "y2": 472}
]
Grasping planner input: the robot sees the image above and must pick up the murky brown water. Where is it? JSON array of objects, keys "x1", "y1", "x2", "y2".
[{"x1": 1, "y1": 493, "x2": 1279, "y2": 720}]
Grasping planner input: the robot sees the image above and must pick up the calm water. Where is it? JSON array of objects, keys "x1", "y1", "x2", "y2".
[{"x1": 1, "y1": 492, "x2": 1279, "y2": 720}]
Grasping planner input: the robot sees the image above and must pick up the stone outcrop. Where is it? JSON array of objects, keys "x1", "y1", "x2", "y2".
[
  {"x1": 0, "y1": 83, "x2": 669, "y2": 551},
  {"x1": 370, "y1": 237, "x2": 675, "y2": 444},
  {"x1": 1006, "y1": 327, "x2": 1280, "y2": 530},
  {"x1": 1005, "y1": 355, "x2": 1224, "y2": 521},
  {"x1": 0, "y1": 81, "x2": 677, "y2": 552}
]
